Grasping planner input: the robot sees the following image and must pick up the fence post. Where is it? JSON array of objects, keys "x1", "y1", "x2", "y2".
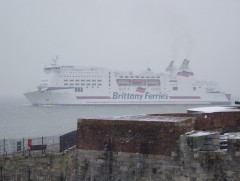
[
  {"x1": 28, "y1": 167, "x2": 31, "y2": 181},
  {"x1": 60, "y1": 173, "x2": 65, "y2": 181},
  {"x1": 0, "y1": 165, "x2": 3, "y2": 181},
  {"x1": 42, "y1": 137, "x2": 44, "y2": 155},
  {"x1": 22, "y1": 138, "x2": 25, "y2": 156},
  {"x1": 3, "y1": 139, "x2": 7, "y2": 156}
]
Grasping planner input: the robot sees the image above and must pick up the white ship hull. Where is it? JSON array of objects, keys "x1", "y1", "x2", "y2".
[
  {"x1": 24, "y1": 89, "x2": 230, "y2": 106},
  {"x1": 24, "y1": 59, "x2": 231, "y2": 106}
]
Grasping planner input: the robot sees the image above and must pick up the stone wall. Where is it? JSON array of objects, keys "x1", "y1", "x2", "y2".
[
  {"x1": 76, "y1": 113, "x2": 240, "y2": 181},
  {"x1": 76, "y1": 132, "x2": 240, "y2": 181},
  {"x1": 1, "y1": 110, "x2": 240, "y2": 180},
  {"x1": 0, "y1": 148, "x2": 76, "y2": 181}
]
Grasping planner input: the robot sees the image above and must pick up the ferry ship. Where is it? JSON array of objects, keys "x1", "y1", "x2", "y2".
[{"x1": 24, "y1": 59, "x2": 231, "y2": 106}]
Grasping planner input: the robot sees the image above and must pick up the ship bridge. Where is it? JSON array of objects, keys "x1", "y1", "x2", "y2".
[
  {"x1": 44, "y1": 66, "x2": 60, "y2": 72},
  {"x1": 44, "y1": 57, "x2": 61, "y2": 73}
]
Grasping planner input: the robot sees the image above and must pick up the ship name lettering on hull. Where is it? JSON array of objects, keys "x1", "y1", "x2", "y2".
[{"x1": 112, "y1": 92, "x2": 168, "y2": 100}]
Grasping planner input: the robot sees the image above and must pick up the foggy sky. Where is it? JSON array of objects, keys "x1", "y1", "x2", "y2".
[{"x1": 0, "y1": 0, "x2": 240, "y2": 98}]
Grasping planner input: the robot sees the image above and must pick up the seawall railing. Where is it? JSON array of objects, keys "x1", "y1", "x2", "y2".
[{"x1": 0, "y1": 130, "x2": 77, "y2": 156}]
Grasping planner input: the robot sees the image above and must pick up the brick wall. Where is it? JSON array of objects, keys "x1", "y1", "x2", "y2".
[
  {"x1": 77, "y1": 117, "x2": 193, "y2": 155},
  {"x1": 193, "y1": 112, "x2": 240, "y2": 131},
  {"x1": 149, "y1": 111, "x2": 240, "y2": 132}
]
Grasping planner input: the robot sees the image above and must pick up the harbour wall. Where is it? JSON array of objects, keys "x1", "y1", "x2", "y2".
[
  {"x1": 0, "y1": 148, "x2": 77, "y2": 180},
  {"x1": 76, "y1": 112, "x2": 240, "y2": 181},
  {"x1": 76, "y1": 139, "x2": 240, "y2": 181},
  {"x1": 1, "y1": 110, "x2": 240, "y2": 180}
]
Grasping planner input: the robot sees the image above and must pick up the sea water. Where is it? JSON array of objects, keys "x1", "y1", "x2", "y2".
[{"x1": 0, "y1": 96, "x2": 200, "y2": 139}]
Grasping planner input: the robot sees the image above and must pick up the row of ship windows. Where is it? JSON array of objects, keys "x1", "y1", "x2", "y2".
[
  {"x1": 64, "y1": 83, "x2": 102, "y2": 86},
  {"x1": 58, "y1": 76, "x2": 103, "y2": 78},
  {"x1": 61, "y1": 71, "x2": 104, "y2": 74},
  {"x1": 172, "y1": 87, "x2": 197, "y2": 91},
  {"x1": 206, "y1": 88, "x2": 216, "y2": 92},
  {"x1": 64, "y1": 79, "x2": 102, "y2": 82},
  {"x1": 75, "y1": 87, "x2": 83, "y2": 92},
  {"x1": 118, "y1": 76, "x2": 160, "y2": 79},
  {"x1": 75, "y1": 86, "x2": 101, "y2": 89},
  {"x1": 72, "y1": 86, "x2": 197, "y2": 91},
  {"x1": 194, "y1": 84, "x2": 216, "y2": 87},
  {"x1": 119, "y1": 87, "x2": 162, "y2": 91},
  {"x1": 117, "y1": 79, "x2": 160, "y2": 86},
  {"x1": 74, "y1": 85, "x2": 111, "y2": 92}
]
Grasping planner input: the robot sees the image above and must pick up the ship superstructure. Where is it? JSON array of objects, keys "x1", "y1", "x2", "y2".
[{"x1": 24, "y1": 59, "x2": 231, "y2": 105}]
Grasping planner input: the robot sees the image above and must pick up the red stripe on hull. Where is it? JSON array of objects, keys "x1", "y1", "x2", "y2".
[
  {"x1": 76, "y1": 96, "x2": 112, "y2": 100},
  {"x1": 170, "y1": 96, "x2": 201, "y2": 99}
]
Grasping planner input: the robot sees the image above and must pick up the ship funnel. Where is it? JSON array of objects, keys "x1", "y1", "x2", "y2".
[
  {"x1": 177, "y1": 59, "x2": 194, "y2": 77},
  {"x1": 166, "y1": 61, "x2": 175, "y2": 72},
  {"x1": 179, "y1": 59, "x2": 190, "y2": 71}
]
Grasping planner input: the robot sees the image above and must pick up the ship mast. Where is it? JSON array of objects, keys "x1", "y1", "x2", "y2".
[{"x1": 51, "y1": 55, "x2": 58, "y2": 66}]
